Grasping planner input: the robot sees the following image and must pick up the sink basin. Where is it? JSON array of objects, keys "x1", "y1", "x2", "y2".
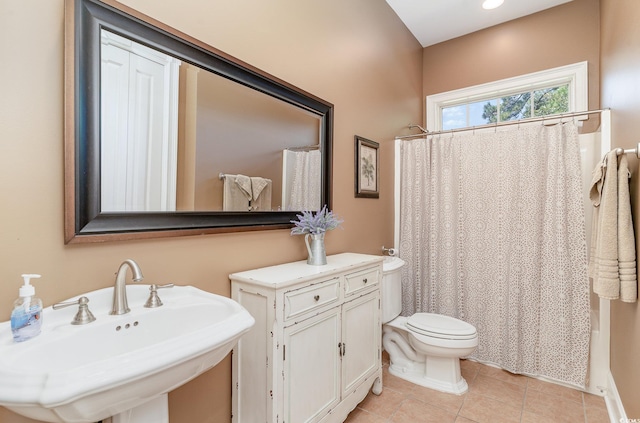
[{"x1": 0, "y1": 285, "x2": 255, "y2": 423}]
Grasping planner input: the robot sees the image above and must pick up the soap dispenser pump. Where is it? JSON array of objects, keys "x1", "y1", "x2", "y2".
[{"x1": 11, "y1": 274, "x2": 43, "y2": 342}]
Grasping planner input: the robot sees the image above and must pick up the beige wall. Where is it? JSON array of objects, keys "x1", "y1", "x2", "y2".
[
  {"x1": 422, "y1": 0, "x2": 601, "y2": 113},
  {"x1": 0, "y1": 0, "x2": 422, "y2": 422},
  {"x1": 4, "y1": 0, "x2": 640, "y2": 421},
  {"x1": 601, "y1": 0, "x2": 640, "y2": 418}
]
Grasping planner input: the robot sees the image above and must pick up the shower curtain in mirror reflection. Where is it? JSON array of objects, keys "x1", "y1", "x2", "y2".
[
  {"x1": 399, "y1": 122, "x2": 590, "y2": 387},
  {"x1": 282, "y1": 150, "x2": 321, "y2": 211}
]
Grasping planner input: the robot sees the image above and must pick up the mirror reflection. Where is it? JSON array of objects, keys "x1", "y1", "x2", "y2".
[
  {"x1": 65, "y1": 0, "x2": 333, "y2": 243},
  {"x1": 100, "y1": 30, "x2": 322, "y2": 213}
]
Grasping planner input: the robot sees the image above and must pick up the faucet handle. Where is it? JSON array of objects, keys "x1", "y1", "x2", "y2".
[
  {"x1": 144, "y1": 284, "x2": 174, "y2": 308},
  {"x1": 53, "y1": 296, "x2": 97, "y2": 325}
]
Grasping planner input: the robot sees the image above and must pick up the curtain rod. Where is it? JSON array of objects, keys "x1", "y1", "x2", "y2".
[
  {"x1": 395, "y1": 109, "x2": 610, "y2": 140},
  {"x1": 286, "y1": 144, "x2": 320, "y2": 151}
]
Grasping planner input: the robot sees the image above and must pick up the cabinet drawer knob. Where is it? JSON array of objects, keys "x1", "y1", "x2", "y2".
[
  {"x1": 314, "y1": 295, "x2": 320, "y2": 301},
  {"x1": 363, "y1": 278, "x2": 368, "y2": 283}
]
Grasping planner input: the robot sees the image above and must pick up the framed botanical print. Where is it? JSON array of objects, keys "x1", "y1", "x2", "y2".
[{"x1": 354, "y1": 135, "x2": 379, "y2": 198}]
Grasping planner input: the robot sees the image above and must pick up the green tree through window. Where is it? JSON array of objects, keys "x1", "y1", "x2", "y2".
[{"x1": 482, "y1": 85, "x2": 569, "y2": 124}]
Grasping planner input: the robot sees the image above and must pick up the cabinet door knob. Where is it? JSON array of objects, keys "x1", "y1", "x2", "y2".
[
  {"x1": 314, "y1": 295, "x2": 320, "y2": 301},
  {"x1": 363, "y1": 278, "x2": 368, "y2": 283}
]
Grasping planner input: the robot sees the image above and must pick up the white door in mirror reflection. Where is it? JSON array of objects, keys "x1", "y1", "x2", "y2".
[{"x1": 100, "y1": 30, "x2": 180, "y2": 212}]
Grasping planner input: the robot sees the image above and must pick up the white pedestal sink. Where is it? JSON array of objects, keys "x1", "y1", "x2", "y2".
[
  {"x1": 0, "y1": 285, "x2": 255, "y2": 423},
  {"x1": 109, "y1": 395, "x2": 168, "y2": 423}
]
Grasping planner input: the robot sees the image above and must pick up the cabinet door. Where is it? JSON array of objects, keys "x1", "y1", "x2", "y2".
[
  {"x1": 283, "y1": 307, "x2": 341, "y2": 423},
  {"x1": 341, "y1": 292, "x2": 380, "y2": 396}
]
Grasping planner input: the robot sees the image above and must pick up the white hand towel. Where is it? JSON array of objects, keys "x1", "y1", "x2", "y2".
[
  {"x1": 590, "y1": 151, "x2": 620, "y2": 299},
  {"x1": 589, "y1": 151, "x2": 638, "y2": 302},
  {"x1": 250, "y1": 177, "x2": 269, "y2": 201},
  {"x1": 250, "y1": 177, "x2": 272, "y2": 211},
  {"x1": 222, "y1": 174, "x2": 251, "y2": 211},
  {"x1": 234, "y1": 174, "x2": 253, "y2": 200},
  {"x1": 617, "y1": 156, "x2": 637, "y2": 302}
]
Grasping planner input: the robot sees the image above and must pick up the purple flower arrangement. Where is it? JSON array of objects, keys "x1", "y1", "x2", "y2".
[{"x1": 290, "y1": 206, "x2": 343, "y2": 235}]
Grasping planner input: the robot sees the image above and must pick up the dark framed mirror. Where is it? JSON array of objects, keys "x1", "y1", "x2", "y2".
[{"x1": 64, "y1": 0, "x2": 333, "y2": 243}]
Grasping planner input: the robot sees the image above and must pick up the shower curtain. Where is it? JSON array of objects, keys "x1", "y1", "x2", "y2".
[
  {"x1": 283, "y1": 149, "x2": 321, "y2": 211},
  {"x1": 398, "y1": 122, "x2": 591, "y2": 387}
]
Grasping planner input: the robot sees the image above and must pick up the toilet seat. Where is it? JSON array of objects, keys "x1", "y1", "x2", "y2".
[{"x1": 406, "y1": 313, "x2": 477, "y2": 340}]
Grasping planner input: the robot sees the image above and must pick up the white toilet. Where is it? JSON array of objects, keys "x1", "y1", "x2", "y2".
[{"x1": 381, "y1": 256, "x2": 478, "y2": 395}]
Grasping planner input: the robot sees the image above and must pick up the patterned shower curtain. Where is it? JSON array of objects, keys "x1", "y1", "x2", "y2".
[
  {"x1": 283, "y1": 150, "x2": 321, "y2": 211},
  {"x1": 398, "y1": 122, "x2": 591, "y2": 387}
]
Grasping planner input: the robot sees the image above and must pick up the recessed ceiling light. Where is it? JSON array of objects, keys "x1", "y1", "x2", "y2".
[{"x1": 482, "y1": 0, "x2": 504, "y2": 10}]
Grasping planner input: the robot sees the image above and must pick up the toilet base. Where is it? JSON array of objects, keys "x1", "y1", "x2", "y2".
[{"x1": 388, "y1": 355, "x2": 469, "y2": 395}]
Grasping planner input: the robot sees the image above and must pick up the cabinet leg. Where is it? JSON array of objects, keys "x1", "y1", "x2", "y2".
[{"x1": 371, "y1": 376, "x2": 383, "y2": 395}]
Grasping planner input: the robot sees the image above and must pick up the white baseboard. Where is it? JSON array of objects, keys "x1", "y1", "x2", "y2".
[{"x1": 605, "y1": 371, "x2": 627, "y2": 423}]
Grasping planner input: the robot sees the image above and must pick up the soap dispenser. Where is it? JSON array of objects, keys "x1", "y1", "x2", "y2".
[{"x1": 11, "y1": 274, "x2": 43, "y2": 342}]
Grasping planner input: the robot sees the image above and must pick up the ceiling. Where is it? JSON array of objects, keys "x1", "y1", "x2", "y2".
[{"x1": 385, "y1": 0, "x2": 573, "y2": 47}]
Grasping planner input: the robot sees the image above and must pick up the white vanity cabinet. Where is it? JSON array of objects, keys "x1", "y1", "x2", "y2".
[{"x1": 230, "y1": 253, "x2": 383, "y2": 423}]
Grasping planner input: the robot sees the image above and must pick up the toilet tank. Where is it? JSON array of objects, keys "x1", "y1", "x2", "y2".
[{"x1": 381, "y1": 256, "x2": 405, "y2": 324}]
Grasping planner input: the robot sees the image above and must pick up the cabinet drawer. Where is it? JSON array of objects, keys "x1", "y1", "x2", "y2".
[
  {"x1": 284, "y1": 277, "x2": 340, "y2": 320},
  {"x1": 344, "y1": 267, "x2": 379, "y2": 296}
]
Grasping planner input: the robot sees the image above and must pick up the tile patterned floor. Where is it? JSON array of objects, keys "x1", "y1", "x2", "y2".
[{"x1": 345, "y1": 355, "x2": 610, "y2": 423}]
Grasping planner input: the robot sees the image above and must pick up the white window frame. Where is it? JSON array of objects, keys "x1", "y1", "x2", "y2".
[{"x1": 426, "y1": 61, "x2": 588, "y2": 131}]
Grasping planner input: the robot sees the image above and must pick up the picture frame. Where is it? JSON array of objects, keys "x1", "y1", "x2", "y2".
[{"x1": 354, "y1": 135, "x2": 379, "y2": 198}]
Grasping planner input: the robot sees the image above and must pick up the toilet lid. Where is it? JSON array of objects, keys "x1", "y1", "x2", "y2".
[{"x1": 406, "y1": 313, "x2": 477, "y2": 340}]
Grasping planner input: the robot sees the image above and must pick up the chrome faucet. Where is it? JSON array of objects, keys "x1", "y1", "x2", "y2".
[{"x1": 110, "y1": 259, "x2": 144, "y2": 315}]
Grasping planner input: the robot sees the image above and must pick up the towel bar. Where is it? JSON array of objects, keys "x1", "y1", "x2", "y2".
[{"x1": 615, "y1": 142, "x2": 640, "y2": 158}]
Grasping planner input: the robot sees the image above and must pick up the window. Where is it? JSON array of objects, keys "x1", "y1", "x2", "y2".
[{"x1": 427, "y1": 62, "x2": 588, "y2": 131}]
